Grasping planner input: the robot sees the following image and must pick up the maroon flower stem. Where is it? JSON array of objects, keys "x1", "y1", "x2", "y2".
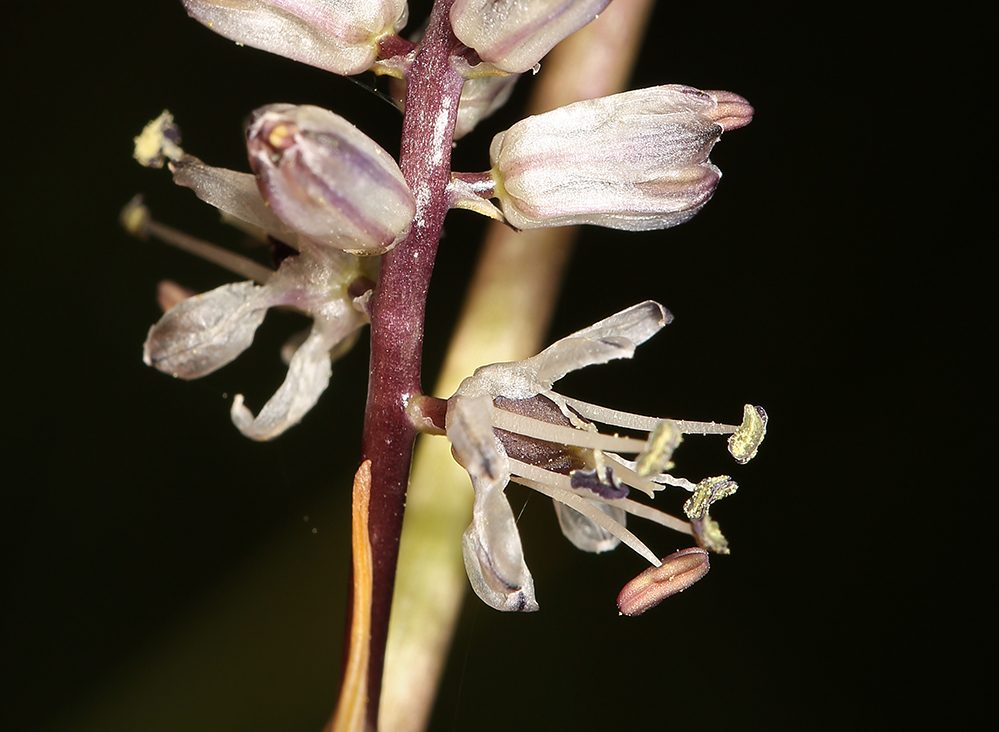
[{"x1": 355, "y1": 0, "x2": 463, "y2": 724}]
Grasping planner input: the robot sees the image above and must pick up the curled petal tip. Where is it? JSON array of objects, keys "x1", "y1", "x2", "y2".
[{"x1": 617, "y1": 547, "x2": 710, "y2": 616}]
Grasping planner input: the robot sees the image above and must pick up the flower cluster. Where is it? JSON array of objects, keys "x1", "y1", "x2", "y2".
[
  {"x1": 446, "y1": 301, "x2": 765, "y2": 613},
  {"x1": 126, "y1": 0, "x2": 760, "y2": 620}
]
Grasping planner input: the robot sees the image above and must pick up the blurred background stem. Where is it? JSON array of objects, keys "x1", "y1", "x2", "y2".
[{"x1": 378, "y1": 1, "x2": 656, "y2": 729}]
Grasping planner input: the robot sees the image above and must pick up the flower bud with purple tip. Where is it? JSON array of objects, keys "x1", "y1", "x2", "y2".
[
  {"x1": 489, "y1": 85, "x2": 752, "y2": 231},
  {"x1": 617, "y1": 547, "x2": 710, "y2": 616},
  {"x1": 181, "y1": 0, "x2": 409, "y2": 76},
  {"x1": 246, "y1": 104, "x2": 416, "y2": 255},
  {"x1": 450, "y1": 0, "x2": 611, "y2": 73}
]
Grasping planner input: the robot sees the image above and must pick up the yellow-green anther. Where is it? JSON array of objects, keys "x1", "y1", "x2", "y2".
[
  {"x1": 691, "y1": 515, "x2": 730, "y2": 555},
  {"x1": 684, "y1": 475, "x2": 737, "y2": 520},
  {"x1": 727, "y1": 404, "x2": 768, "y2": 464},
  {"x1": 635, "y1": 419, "x2": 682, "y2": 476}
]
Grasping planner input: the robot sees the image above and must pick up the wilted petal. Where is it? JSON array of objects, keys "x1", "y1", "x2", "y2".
[
  {"x1": 533, "y1": 301, "x2": 670, "y2": 388},
  {"x1": 170, "y1": 155, "x2": 297, "y2": 245},
  {"x1": 451, "y1": 0, "x2": 611, "y2": 74},
  {"x1": 617, "y1": 547, "x2": 710, "y2": 616},
  {"x1": 490, "y1": 85, "x2": 744, "y2": 231},
  {"x1": 143, "y1": 281, "x2": 269, "y2": 379},
  {"x1": 462, "y1": 472, "x2": 539, "y2": 612},
  {"x1": 246, "y1": 104, "x2": 416, "y2": 255},
  {"x1": 230, "y1": 303, "x2": 365, "y2": 440},
  {"x1": 554, "y1": 496, "x2": 625, "y2": 553},
  {"x1": 446, "y1": 394, "x2": 509, "y2": 482},
  {"x1": 451, "y1": 301, "x2": 670, "y2": 404},
  {"x1": 181, "y1": 0, "x2": 409, "y2": 76},
  {"x1": 454, "y1": 73, "x2": 519, "y2": 139}
]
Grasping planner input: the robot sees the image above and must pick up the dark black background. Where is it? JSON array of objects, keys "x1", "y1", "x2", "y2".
[{"x1": 4, "y1": 2, "x2": 981, "y2": 731}]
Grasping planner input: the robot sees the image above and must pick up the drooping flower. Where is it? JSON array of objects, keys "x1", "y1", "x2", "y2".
[
  {"x1": 446, "y1": 301, "x2": 766, "y2": 612},
  {"x1": 487, "y1": 85, "x2": 753, "y2": 231},
  {"x1": 181, "y1": 0, "x2": 410, "y2": 76},
  {"x1": 450, "y1": 0, "x2": 612, "y2": 74}
]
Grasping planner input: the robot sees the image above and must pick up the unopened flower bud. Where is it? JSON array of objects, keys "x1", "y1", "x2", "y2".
[
  {"x1": 246, "y1": 104, "x2": 416, "y2": 255},
  {"x1": 617, "y1": 547, "x2": 710, "y2": 616},
  {"x1": 490, "y1": 85, "x2": 751, "y2": 231},
  {"x1": 703, "y1": 90, "x2": 755, "y2": 131},
  {"x1": 181, "y1": 0, "x2": 409, "y2": 76},
  {"x1": 451, "y1": 0, "x2": 611, "y2": 74}
]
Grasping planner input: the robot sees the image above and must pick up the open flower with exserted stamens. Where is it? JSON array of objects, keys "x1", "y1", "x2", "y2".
[{"x1": 446, "y1": 301, "x2": 766, "y2": 613}]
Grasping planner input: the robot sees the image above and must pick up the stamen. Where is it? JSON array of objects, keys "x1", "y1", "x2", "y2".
[
  {"x1": 509, "y1": 459, "x2": 662, "y2": 567},
  {"x1": 491, "y1": 408, "x2": 648, "y2": 454},
  {"x1": 599, "y1": 454, "x2": 664, "y2": 498},
  {"x1": 603, "y1": 453, "x2": 700, "y2": 492},
  {"x1": 121, "y1": 196, "x2": 274, "y2": 285},
  {"x1": 728, "y1": 404, "x2": 768, "y2": 463},
  {"x1": 517, "y1": 463, "x2": 692, "y2": 537},
  {"x1": 562, "y1": 396, "x2": 740, "y2": 435},
  {"x1": 133, "y1": 110, "x2": 183, "y2": 168},
  {"x1": 609, "y1": 498, "x2": 693, "y2": 536},
  {"x1": 634, "y1": 420, "x2": 681, "y2": 476}
]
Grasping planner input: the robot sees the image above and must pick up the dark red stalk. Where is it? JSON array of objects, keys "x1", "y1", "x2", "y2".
[{"x1": 355, "y1": 0, "x2": 463, "y2": 724}]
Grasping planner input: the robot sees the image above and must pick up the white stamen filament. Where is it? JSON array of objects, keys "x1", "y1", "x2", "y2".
[
  {"x1": 122, "y1": 197, "x2": 274, "y2": 285},
  {"x1": 144, "y1": 219, "x2": 275, "y2": 285},
  {"x1": 491, "y1": 408, "x2": 648, "y2": 454},
  {"x1": 599, "y1": 455, "x2": 665, "y2": 498},
  {"x1": 649, "y1": 474, "x2": 700, "y2": 492},
  {"x1": 606, "y1": 498, "x2": 693, "y2": 536},
  {"x1": 562, "y1": 397, "x2": 739, "y2": 435},
  {"x1": 509, "y1": 459, "x2": 662, "y2": 567}
]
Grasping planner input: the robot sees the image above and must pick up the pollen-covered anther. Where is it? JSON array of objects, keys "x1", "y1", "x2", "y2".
[
  {"x1": 684, "y1": 476, "x2": 738, "y2": 520},
  {"x1": 635, "y1": 420, "x2": 682, "y2": 477},
  {"x1": 728, "y1": 404, "x2": 768, "y2": 463},
  {"x1": 685, "y1": 476, "x2": 738, "y2": 555},
  {"x1": 133, "y1": 110, "x2": 183, "y2": 169},
  {"x1": 266, "y1": 123, "x2": 298, "y2": 152},
  {"x1": 617, "y1": 547, "x2": 710, "y2": 616}
]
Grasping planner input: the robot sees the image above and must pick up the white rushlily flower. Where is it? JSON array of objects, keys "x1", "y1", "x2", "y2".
[
  {"x1": 446, "y1": 301, "x2": 766, "y2": 612},
  {"x1": 181, "y1": 0, "x2": 410, "y2": 76},
  {"x1": 450, "y1": 0, "x2": 611, "y2": 74},
  {"x1": 128, "y1": 111, "x2": 377, "y2": 441},
  {"x1": 488, "y1": 85, "x2": 753, "y2": 231}
]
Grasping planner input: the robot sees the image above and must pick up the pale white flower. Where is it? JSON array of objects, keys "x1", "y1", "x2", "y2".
[{"x1": 446, "y1": 301, "x2": 766, "y2": 612}]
